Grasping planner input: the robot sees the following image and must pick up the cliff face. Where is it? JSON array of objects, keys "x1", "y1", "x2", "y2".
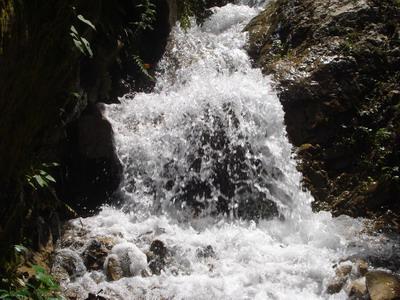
[
  {"x1": 246, "y1": 0, "x2": 400, "y2": 227},
  {"x1": 0, "y1": 0, "x2": 234, "y2": 272},
  {"x1": 0, "y1": 0, "x2": 173, "y2": 259}
]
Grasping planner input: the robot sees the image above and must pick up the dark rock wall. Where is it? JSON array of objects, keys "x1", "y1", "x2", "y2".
[
  {"x1": 0, "y1": 0, "x2": 172, "y2": 258},
  {"x1": 0, "y1": 0, "x2": 234, "y2": 269},
  {"x1": 246, "y1": 0, "x2": 400, "y2": 226}
]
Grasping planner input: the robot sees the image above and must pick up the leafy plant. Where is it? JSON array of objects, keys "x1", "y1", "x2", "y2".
[
  {"x1": 70, "y1": 10, "x2": 96, "y2": 58},
  {"x1": 0, "y1": 265, "x2": 63, "y2": 300},
  {"x1": 133, "y1": 54, "x2": 154, "y2": 81},
  {"x1": 134, "y1": 0, "x2": 157, "y2": 31},
  {"x1": 179, "y1": 0, "x2": 193, "y2": 30},
  {"x1": 25, "y1": 163, "x2": 59, "y2": 190},
  {"x1": 375, "y1": 127, "x2": 392, "y2": 145},
  {"x1": 0, "y1": 245, "x2": 63, "y2": 300}
]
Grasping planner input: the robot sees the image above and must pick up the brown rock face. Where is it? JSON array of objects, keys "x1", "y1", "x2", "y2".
[
  {"x1": 106, "y1": 255, "x2": 123, "y2": 281},
  {"x1": 349, "y1": 277, "x2": 368, "y2": 298},
  {"x1": 245, "y1": 0, "x2": 400, "y2": 224},
  {"x1": 366, "y1": 271, "x2": 400, "y2": 300}
]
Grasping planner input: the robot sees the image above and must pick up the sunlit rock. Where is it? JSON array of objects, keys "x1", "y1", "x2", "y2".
[{"x1": 366, "y1": 271, "x2": 400, "y2": 300}]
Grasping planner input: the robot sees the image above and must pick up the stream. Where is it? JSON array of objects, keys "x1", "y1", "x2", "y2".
[{"x1": 53, "y1": 2, "x2": 399, "y2": 299}]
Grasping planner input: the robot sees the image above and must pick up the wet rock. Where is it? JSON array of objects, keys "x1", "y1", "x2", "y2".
[
  {"x1": 336, "y1": 264, "x2": 352, "y2": 278},
  {"x1": 245, "y1": 0, "x2": 400, "y2": 221},
  {"x1": 51, "y1": 249, "x2": 87, "y2": 283},
  {"x1": 64, "y1": 283, "x2": 88, "y2": 300},
  {"x1": 105, "y1": 255, "x2": 123, "y2": 281},
  {"x1": 366, "y1": 271, "x2": 400, "y2": 300},
  {"x1": 109, "y1": 243, "x2": 148, "y2": 277},
  {"x1": 297, "y1": 143, "x2": 316, "y2": 155},
  {"x1": 147, "y1": 240, "x2": 167, "y2": 275},
  {"x1": 61, "y1": 103, "x2": 123, "y2": 215},
  {"x1": 327, "y1": 262, "x2": 352, "y2": 294},
  {"x1": 237, "y1": 188, "x2": 280, "y2": 220},
  {"x1": 150, "y1": 240, "x2": 167, "y2": 258},
  {"x1": 196, "y1": 245, "x2": 216, "y2": 259},
  {"x1": 82, "y1": 237, "x2": 115, "y2": 271},
  {"x1": 355, "y1": 259, "x2": 369, "y2": 276},
  {"x1": 166, "y1": 106, "x2": 280, "y2": 220},
  {"x1": 86, "y1": 293, "x2": 107, "y2": 300},
  {"x1": 327, "y1": 278, "x2": 346, "y2": 295},
  {"x1": 89, "y1": 271, "x2": 107, "y2": 284},
  {"x1": 348, "y1": 277, "x2": 367, "y2": 299}
]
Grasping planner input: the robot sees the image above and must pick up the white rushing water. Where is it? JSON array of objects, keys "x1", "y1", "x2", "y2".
[{"x1": 54, "y1": 2, "x2": 398, "y2": 299}]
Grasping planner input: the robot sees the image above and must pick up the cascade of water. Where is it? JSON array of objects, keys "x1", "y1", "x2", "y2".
[{"x1": 53, "y1": 3, "x2": 399, "y2": 300}]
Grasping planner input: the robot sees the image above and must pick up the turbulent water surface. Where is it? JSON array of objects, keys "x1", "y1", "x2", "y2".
[{"x1": 54, "y1": 2, "x2": 398, "y2": 299}]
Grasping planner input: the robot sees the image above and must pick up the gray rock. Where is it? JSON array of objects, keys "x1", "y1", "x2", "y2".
[{"x1": 51, "y1": 249, "x2": 87, "y2": 283}]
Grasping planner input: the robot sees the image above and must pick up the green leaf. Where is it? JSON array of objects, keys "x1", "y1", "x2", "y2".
[
  {"x1": 77, "y1": 14, "x2": 96, "y2": 30},
  {"x1": 45, "y1": 175, "x2": 56, "y2": 183},
  {"x1": 14, "y1": 245, "x2": 28, "y2": 254},
  {"x1": 133, "y1": 55, "x2": 154, "y2": 81},
  {"x1": 70, "y1": 25, "x2": 78, "y2": 35},
  {"x1": 72, "y1": 38, "x2": 85, "y2": 55},
  {"x1": 33, "y1": 175, "x2": 46, "y2": 188},
  {"x1": 70, "y1": 92, "x2": 80, "y2": 99},
  {"x1": 80, "y1": 37, "x2": 93, "y2": 57},
  {"x1": 39, "y1": 170, "x2": 48, "y2": 176}
]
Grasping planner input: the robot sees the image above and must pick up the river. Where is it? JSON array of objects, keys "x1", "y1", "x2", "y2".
[{"x1": 53, "y1": 2, "x2": 398, "y2": 299}]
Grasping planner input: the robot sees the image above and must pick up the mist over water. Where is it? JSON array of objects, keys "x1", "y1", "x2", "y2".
[{"x1": 54, "y1": 2, "x2": 398, "y2": 299}]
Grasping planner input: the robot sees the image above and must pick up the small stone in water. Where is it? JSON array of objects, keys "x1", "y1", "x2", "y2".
[
  {"x1": 105, "y1": 255, "x2": 123, "y2": 281},
  {"x1": 327, "y1": 263, "x2": 353, "y2": 294},
  {"x1": 196, "y1": 245, "x2": 216, "y2": 259},
  {"x1": 148, "y1": 240, "x2": 168, "y2": 275},
  {"x1": 150, "y1": 240, "x2": 167, "y2": 258}
]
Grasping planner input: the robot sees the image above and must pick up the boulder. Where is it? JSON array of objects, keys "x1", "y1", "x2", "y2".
[
  {"x1": 109, "y1": 243, "x2": 148, "y2": 277},
  {"x1": 366, "y1": 271, "x2": 400, "y2": 300},
  {"x1": 327, "y1": 262, "x2": 352, "y2": 294},
  {"x1": 51, "y1": 249, "x2": 87, "y2": 283},
  {"x1": 82, "y1": 237, "x2": 115, "y2": 271},
  {"x1": 348, "y1": 277, "x2": 367, "y2": 299},
  {"x1": 105, "y1": 254, "x2": 123, "y2": 281}
]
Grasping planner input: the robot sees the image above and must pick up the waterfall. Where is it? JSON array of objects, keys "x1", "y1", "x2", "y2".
[{"x1": 53, "y1": 3, "x2": 398, "y2": 299}]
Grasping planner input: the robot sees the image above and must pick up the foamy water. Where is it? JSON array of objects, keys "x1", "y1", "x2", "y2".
[{"x1": 54, "y1": 2, "x2": 397, "y2": 299}]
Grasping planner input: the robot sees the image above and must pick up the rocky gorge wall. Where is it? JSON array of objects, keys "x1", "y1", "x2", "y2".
[
  {"x1": 0, "y1": 0, "x2": 174, "y2": 270},
  {"x1": 0, "y1": 0, "x2": 233, "y2": 283},
  {"x1": 246, "y1": 0, "x2": 400, "y2": 229}
]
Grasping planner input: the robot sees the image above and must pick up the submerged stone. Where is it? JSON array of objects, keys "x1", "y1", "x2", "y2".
[
  {"x1": 196, "y1": 245, "x2": 216, "y2": 259},
  {"x1": 147, "y1": 240, "x2": 168, "y2": 275}
]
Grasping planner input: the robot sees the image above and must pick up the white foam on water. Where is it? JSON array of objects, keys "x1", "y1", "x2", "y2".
[{"x1": 54, "y1": 2, "x2": 398, "y2": 299}]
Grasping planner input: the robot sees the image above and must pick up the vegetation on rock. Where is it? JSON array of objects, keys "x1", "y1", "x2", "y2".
[{"x1": 246, "y1": 0, "x2": 400, "y2": 227}]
